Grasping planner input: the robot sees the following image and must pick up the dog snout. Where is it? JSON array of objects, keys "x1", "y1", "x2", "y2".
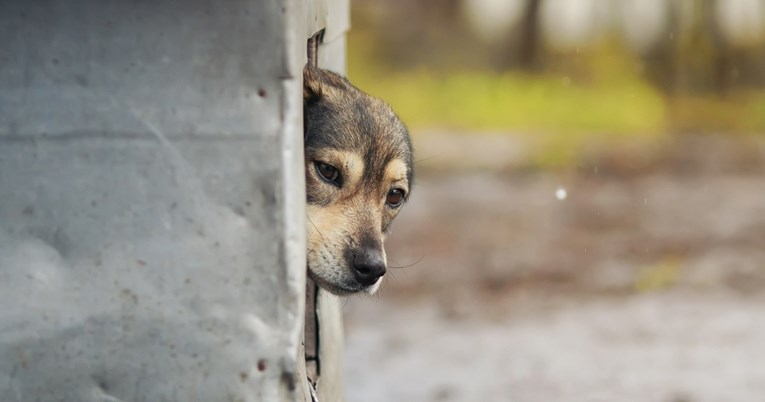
[{"x1": 352, "y1": 247, "x2": 386, "y2": 286}]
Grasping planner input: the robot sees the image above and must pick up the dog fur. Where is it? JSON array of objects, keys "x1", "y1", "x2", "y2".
[{"x1": 303, "y1": 65, "x2": 413, "y2": 295}]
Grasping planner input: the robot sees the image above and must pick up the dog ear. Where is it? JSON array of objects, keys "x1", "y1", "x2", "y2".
[
  {"x1": 303, "y1": 65, "x2": 352, "y2": 101},
  {"x1": 304, "y1": 65, "x2": 324, "y2": 100}
]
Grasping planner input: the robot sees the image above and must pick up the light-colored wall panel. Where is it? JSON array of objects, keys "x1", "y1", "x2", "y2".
[{"x1": 0, "y1": 0, "x2": 348, "y2": 400}]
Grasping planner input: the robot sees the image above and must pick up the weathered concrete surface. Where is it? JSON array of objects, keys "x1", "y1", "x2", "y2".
[{"x1": 0, "y1": 0, "x2": 344, "y2": 400}]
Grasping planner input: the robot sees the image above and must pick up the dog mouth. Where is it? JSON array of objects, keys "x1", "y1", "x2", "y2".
[
  {"x1": 306, "y1": 244, "x2": 387, "y2": 295},
  {"x1": 307, "y1": 268, "x2": 382, "y2": 295}
]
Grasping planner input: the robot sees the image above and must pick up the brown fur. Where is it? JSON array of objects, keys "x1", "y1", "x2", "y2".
[{"x1": 303, "y1": 66, "x2": 413, "y2": 295}]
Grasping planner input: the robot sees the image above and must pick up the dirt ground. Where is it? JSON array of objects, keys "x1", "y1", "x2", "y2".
[{"x1": 341, "y1": 133, "x2": 765, "y2": 402}]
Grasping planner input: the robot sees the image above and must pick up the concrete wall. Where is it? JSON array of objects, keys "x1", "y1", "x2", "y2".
[{"x1": 0, "y1": 0, "x2": 347, "y2": 401}]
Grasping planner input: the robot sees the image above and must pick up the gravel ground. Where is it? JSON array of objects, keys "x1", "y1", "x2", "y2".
[
  {"x1": 345, "y1": 292, "x2": 765, "y2": 402},
  {"x1": 341, "y1": 134, "x2": 765, "y2": 402}
]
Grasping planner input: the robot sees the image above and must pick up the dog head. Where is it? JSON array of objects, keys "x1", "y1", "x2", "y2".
[{"x1": 303, "y1": 66, "x2": 413, "y2": 295}]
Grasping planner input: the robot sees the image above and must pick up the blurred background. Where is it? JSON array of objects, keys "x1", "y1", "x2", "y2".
[{"x1": 340, "y1": 1, "x2": 765, "y2": 401}]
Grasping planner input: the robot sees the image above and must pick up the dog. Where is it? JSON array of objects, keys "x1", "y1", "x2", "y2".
[{"x1": 303, "y1": 65, "x2": 413, "y2": 295}]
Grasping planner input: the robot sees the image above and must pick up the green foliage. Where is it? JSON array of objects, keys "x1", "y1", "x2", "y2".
[
  {"x1": 351, "y1": 70, "x2": 667, "y2": 135},
  {"x1": 347, "y1": 65, "x2": 667, "y2": 166},
  {"x1": 749, "y1": 94, "x2": 765, "y2": 130},
  {"x1": 349, "y1": 33, "x2": 664, "y2": 138},
  {"x1": 670, "y1": 93, "x2": 765, "y2": 134}
]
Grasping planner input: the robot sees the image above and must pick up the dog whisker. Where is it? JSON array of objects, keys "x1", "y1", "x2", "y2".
[
  {"x1": 306, "y1": 216, "x2": 327, "y2": 241},
  {"x1": 414, "y1": 153, "x2": 443, "y2": 164},
  {"x1": 387, "y1": 254, "x2": 425, "y2": 269},
  {"x1": 373, "y1": 275, "x2": 395, "y2": 300},
  {"x1": 342, "y1": 235, "x2": 356, "y2": 251}
]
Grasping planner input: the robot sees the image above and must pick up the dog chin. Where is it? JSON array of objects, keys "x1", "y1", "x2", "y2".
[
  {"x1": 307, "y1": 269, "x2": 382, "y2": 296},
  {"x1": 363, "y1": 277, "x2": 383, "y2": 295}
]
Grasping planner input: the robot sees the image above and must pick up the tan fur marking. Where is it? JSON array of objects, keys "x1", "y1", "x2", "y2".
[
  {"x1": 384, "y1": 159, "x2": 409, "y2": 191},
  {"x1": 306, "y1": 204, "x2": 345, "y2": 251}
]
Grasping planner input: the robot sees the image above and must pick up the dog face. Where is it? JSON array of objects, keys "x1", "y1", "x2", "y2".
[{"x1": 303, "y1": 66, "x2": 413, "y2": 295}]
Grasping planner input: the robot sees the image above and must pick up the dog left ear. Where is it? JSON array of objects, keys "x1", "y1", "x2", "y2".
[{"x1": 303, "y1": 65, "x2": 351, "y2": 101}]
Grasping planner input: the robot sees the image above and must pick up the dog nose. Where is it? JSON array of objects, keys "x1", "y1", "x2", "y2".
[{"x1": 352, "y1": 248, "x2": 386, "y2": 286}]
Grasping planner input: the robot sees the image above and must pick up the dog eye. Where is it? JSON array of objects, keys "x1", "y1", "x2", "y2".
[
  {"x1": 386, "y1": 188, "x2": 405, "y2": 207},
  {"x1": 315, "y1": 162, "x2": 342, "y2": 186}
]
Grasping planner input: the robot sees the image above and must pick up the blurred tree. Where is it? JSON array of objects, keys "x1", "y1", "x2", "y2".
[
  {"x1": 640, "y1": 1, "x2": 679, "y2": 94},
  {"x1": 351, "y1": 0, "x2": 765, "y2": 91},
  {"x1": 518, "y1": 0, "x2": 543, "y2": 69},
  {"x1": 639, "y1": 0, "x2": 765, "y2": 94},
  {"x1": 705, "y1": 0, "x2": 733, "y2": 94},
  {"x1": 675, "y1": 0, "x2": 730, "y2": 94}
]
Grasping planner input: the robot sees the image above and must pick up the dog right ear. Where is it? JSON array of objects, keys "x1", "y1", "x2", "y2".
[
  {"x1": 304, "y1": 65, "x2": 324, "y2": 100},
  {"x1": 303, "y1": 65, "x2": 351, "y2": 101}
]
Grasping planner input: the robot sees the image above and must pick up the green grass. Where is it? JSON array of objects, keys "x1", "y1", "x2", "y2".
[
  {"x1": 348, "y1": 67, "x2": 668, "y2": 165},
  {"x1": 351, "y1": 70, "x2": 667, "y2": 135}
]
